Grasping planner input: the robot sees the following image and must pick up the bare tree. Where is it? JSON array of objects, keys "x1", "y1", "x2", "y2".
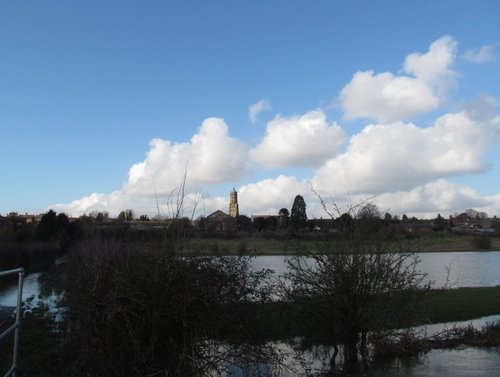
[
  {"x1": 64, "y1": 239, "x2": 282, "y2": 376},
  {"x1": 62, "y1": 171, "x2": 283, "y2": 376},
  {"x1": 285, "y1": 199, "x2": 430, "y2": 372}
]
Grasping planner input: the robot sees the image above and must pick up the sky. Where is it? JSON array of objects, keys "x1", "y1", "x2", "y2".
[{"x1": 1, "y1": 0, "x2": 499, "y2": 219}]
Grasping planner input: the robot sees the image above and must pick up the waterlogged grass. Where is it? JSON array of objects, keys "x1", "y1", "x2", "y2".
[
  {"x1": 240, "y1": 287, "x2": 500, "y2": 343},
  {"x1": 423, "y1": 286, "x2": 500, "y2": 324}
]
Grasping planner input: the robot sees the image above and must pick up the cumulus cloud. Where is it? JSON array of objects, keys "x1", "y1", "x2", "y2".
[
  {"x1": 52, "y1": 192, "x2": 110, "y2": 216},
  {"x1": 373, "y1": 179, "x2": 492, "y2": 217},
  {"x1": 403, "y1": 35, "x2": 457, "y2": 91},
  {"x1": 460, "y1": 93, "x2": 499, "y2": 122},
  {"x1": 461, "y1": 45, "x2": 496, "y2": 63},
  {"x1": 51, "y1": 118, "x2": 251, "y2": 217},
  {"x1": 340, "y1": 36, "x2": 457, "y2": 123},
  {"x1": 340, "y1": 71, "x2": 440, "y2": 123},
  {"x1": 250, "y1": 110, "x2": 347, "y2": 169},
  {"x1": 50, "y1": 36, "x2": 500, "y2": 220},
  {"x1": 238, "y1": 175, "x2": 311, "y2": 215},
  {"x1": 52, "y1": 190, "x2": 204, "y2": 218},
  {"x1": 249, "y1": 99, "x2": 272, "y2": 123},
  {"x1": 124, "y1": 118, "x2": 250, "y2": 196},
  {"x1": 313, "y1": 109, "x2": 500, "y2": 196}
]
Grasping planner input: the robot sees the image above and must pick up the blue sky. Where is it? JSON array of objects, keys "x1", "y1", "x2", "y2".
[{"x1": 1, "y1": 1, "x2": 499, "y2": 218}]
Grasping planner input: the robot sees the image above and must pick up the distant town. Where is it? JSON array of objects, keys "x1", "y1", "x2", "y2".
[{"x1": 1, "y1": 189, "x2": 498, "y2": 237}]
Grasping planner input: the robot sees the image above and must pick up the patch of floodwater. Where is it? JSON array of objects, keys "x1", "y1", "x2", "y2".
[
  {"x1": 368, "y1": 347, "x2": 500, "y2": 377},
  {"x1": 0, "y1": 259, "x2": 65, "y2": 319},
  {"x1": 420, "y1": 314, "x2": 500, "y2": 337}
]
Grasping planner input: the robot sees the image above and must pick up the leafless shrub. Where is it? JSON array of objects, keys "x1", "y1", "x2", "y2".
[
  {"x1": 284, "y1": 196, "x2": 430, "y2": 373},
  {"x1": 62, "y1": 238, "x2": 281, "y2": 376}
]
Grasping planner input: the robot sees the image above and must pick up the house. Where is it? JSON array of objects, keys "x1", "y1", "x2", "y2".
[
  {"x1": 205, "y1": 210, "x2": 237, "y2": 232},
  {"x1": 450, "y1": 212, "x2": 492, "y2": 232}
]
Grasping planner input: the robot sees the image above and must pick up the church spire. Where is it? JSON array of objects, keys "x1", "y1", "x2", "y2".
[{"x1": 229, "y1": 188, "x2": 239, "y2": 218}]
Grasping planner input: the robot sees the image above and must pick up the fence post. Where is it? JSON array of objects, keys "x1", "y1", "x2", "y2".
[{"x1": 0, "y1": 268, "x2": 25, "y2": 377}]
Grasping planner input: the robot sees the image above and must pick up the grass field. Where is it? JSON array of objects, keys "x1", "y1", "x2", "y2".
[
  {"x1": 185, "y1": 233, "x2": 500, "y2": 255},
  {"x1": 423, "y1": 286, "x2": 500, "y2": 324}
]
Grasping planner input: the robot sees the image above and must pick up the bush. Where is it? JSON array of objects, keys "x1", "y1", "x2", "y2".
[
  {"x1": 62, "y1": 239, "x2": 278, "y2": 377},
  {"x1": 286, "y1": 244, "x2": 429, "y2": 371}
]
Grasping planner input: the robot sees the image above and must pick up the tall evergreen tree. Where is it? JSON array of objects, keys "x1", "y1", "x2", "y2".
[{"x1": 290, "y1": 195, "x2": 307, "y2": 229}]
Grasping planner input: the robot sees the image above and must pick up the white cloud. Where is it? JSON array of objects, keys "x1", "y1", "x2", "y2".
[
  {"x1": 308, "y1": 179, "x2": 500, "y2": 219},
  {"x1": 340, "y1": 36, "x2": 457, "y2": 123},
  {"x1": 124, "y1": 118, "x2": 250, "y2": 196},
  {"x1": 461, "y1": 45, "x2": 496, "y2": 63},
  {"x1": 460, "y1": 93, "x2": 499, "y2": 122},
  {"x1": 50, "y1": 36, "x2": 500, "y2": 220},
  {"x1": 52, "y1": 192, "x2": 109, "y2": 216},
  {"x1": 250, "y1": 110, "x2": 347, "y2": 169},
  {"x1": 403, "y1": 35, "x2": 457, "y2": 91},
  {"x1": 52, "y1": 190, "x2": 204, "y2": 218},
  {"x1": 249, "y1": 99, "x2": 272, "y2": 123},
  {"x1": 373, "y1": 179, "x2": 492, "y2": 218},
  {"x1": 340, "y1": 71, "x2": 440, "y2": 123},
  {"x1": 51, "y1": 118, "x2": 251, "y2": 217},
  {"x1": 313, "y1": 110, "x2": 500, "y2": 196},
  {"x1": 238, "y1": 175, "x2": 311, "y2": 215}
]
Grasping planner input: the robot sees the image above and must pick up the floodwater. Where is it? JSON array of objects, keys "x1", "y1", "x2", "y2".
[
  {"x1": 0, "y1": 256, "x2": 65, "y2": 310},
  {"x1": 244, "y1": 251, "x2": 500, "y2": 375},
  {"x1": 367, "y1": 347, "x2": 500, "y2": 377},
  {"x1": 251, "y1": 251, "x2": 500, "y2": 288}
]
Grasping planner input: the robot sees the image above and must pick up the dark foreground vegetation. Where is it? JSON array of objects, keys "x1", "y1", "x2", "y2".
[
  {"x1": 62, "y1": 238, "x2": 281, "y2": 377},
  {"x1": 3, "y1": 284, "x2": 500, "y2": 376},
  {"x1": 1, "y1": 203, "x2": 500, "y2": 376}
]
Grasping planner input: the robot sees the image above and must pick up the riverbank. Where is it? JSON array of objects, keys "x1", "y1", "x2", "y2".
[{"x1": 185, "y1": 233, "x2": 500, "y2": 255}]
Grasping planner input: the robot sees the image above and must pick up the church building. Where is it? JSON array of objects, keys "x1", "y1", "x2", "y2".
[{"x1": 204, "y1": 189, "x2": 239, "y2": 231}]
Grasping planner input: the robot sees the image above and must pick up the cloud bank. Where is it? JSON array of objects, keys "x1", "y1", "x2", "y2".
[
  {"x1": 51, "y1": 36, "x2": 500, "y2": 219},
  {"x1": 313, "y1": 108, "x2": 500, "y2": 196}
]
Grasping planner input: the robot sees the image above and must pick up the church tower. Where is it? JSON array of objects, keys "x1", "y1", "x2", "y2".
[{"x1": 229, "y1": 188, "x2": 239, "y2": 218}]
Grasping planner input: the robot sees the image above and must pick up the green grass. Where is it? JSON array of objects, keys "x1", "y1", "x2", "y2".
[
  {"x1": 186, "y1": 237, "x2": 295, "y2": 255},
  {"x1": 423, "y1": 287, "x2": 500, "y2": 324},
  {"x1": 184, "y1": 234, "x2": 500, "y2": 255}
]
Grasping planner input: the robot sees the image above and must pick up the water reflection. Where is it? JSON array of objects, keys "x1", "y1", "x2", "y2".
[
  {"x1": 417, "y1": 252, "x2": 500, "y2": 288},
  {"x1": 369, "y1": 347, "x2": 500, "y2": 377},
  {"x1": 0, "y1": 259, "x2": 64, "y2": 312},
  {"x1": 221, "y1": 342, "x2": 500, "y2": 377},
  {"x1": 251, "y1": 251, "x2": 500, "y2": 288}
]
